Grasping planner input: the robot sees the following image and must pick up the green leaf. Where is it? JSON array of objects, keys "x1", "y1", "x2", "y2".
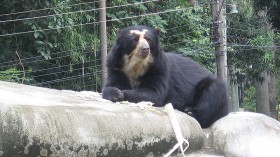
[
  {"x1": 35, "y1": 41, "x2": 45, "y2": 45},
  {"x1": 34, "y1": 32, "x2": 40, "y2": 38}
]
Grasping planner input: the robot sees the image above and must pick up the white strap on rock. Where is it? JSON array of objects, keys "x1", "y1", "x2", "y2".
[{"x1": 164, "y1": 103, "x2": 189, "y2": 157}]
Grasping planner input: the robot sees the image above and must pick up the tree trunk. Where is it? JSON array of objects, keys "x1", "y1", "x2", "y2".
[
  {"x1": 228, "y1": 68, "x2": 239, "y2": 112},
  {"x1": 256, "y1": 9, "x2": 275, "y2": 118},
  {"x1": 268, "y1": 41, "x2": 277, "y2": 119},
  {"x1": 229, "y1": 82, "x2": 239, "y2": 112},
  {"x1": 268, "y1": 73, "x2": 277, "y2": 119},
  {"x1": 255, "y1": 72, "x2": 271, "y2": 116}
]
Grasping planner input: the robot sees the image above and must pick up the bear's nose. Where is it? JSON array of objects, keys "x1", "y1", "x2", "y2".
[
  {"x1": 140, "y1": 47, "x2": 150, "y2": 58},
  {"x1": 141, "y1": 47, "x2": 149, "y2": 53},
  {"x1": 138, "y1": 38, "x2": 150, "y2": 58}
]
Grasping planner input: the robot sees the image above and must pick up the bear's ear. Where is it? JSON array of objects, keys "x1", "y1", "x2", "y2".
[
  {"x1": 117, "y1": 28, "x2": 122, "y2": 34},
  {"x1": 155, "y1": 28, "x2": 160, "y2": 35}
]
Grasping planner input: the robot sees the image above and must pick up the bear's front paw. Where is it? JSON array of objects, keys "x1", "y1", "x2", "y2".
[{"x1": 102, "y1": 87, "x2": 124, "y2": 102}]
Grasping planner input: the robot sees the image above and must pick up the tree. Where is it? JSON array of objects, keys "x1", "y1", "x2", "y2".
[
  {"x1": 255, "y1": 72, "x2": 270, "y2": 116},
  {"x1": 227, "y1": 0, "x2": 280, "y2": 118}
]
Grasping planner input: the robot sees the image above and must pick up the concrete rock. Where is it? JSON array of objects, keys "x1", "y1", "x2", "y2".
[
  {"x1": 207, "y1": 112, "x2": 280, "y2": 157},
  {"x1": 0, "y1": 81, "x2": 204, "y2": 157}
]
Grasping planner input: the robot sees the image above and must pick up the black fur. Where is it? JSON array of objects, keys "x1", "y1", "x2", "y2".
[{"x1": 102, "y1": 26, "x2": 229, "y2": 128}]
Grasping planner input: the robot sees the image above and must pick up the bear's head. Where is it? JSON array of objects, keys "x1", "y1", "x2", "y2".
[
  {"x1": 116, "y1": 25, "x2": 160, "y2": 58},
  {"x1": 108, "y1": 26, "x2": 161, "y2": 88}
]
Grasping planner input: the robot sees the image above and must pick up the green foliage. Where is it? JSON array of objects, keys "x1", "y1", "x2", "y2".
[
  {"x1": 242, "y1": 86, "x2": 256, "y2": 111},
  {"x1": 0, "y1": 0, "x2": 101, "y2": 90},
  {"x1": 227, "y1": 1, "x2": 280, "y2": 82},
  {"x1": 163, "y1": 5, "x2": 214, "y2": 67},
  {"x1": 254, "y1": 0, "x2": 280, "y2": 30},
  {"x1": 0, "y1": 68, "x2": 33, "y2": 83}
]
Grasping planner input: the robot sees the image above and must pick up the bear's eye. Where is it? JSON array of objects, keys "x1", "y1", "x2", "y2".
[
  {"x1": 145, "y1": 37, "x2": 151, "y2": 43},
  {"x1": 134, "y1": 36, "x2": 139, "y2": 42}
]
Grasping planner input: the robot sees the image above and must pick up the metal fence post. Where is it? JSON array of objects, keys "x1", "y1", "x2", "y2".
[{"x1": 99, "y1": 0, "x2": 107, "y2": 88}]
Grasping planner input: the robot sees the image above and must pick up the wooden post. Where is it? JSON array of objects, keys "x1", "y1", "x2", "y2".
[
  {"x1": 99, "y1": 0, "x2": 107, "y2": 87},
  {"x1": 212, "y1": 0, "x2": 227, "y2": 81}
]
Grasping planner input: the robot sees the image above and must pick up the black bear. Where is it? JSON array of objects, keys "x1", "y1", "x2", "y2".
[{"x1": 102, "y1": 25, "x2": 229, "y2": 128}]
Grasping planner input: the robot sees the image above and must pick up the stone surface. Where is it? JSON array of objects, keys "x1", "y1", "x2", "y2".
[
  {"x1": 207, "y1": 112, "x2": 280, "y2": 157},
  {"x1": 0, "y1": 81, "x2": 204, "y2": 157}
]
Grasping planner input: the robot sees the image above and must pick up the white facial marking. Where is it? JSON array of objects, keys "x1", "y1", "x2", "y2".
[{"x1": 129, "y1": 29, "x2": 148, "y2": 37}]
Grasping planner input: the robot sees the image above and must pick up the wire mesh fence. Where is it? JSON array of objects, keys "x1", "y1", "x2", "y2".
[{"x1": 0, "y1": 0, "x2": 214, "y2": 92}]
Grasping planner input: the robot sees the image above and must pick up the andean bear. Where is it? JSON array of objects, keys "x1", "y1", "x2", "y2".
[{"x1": 102, "y1": 25, "x2": 229, "y2": 128}]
